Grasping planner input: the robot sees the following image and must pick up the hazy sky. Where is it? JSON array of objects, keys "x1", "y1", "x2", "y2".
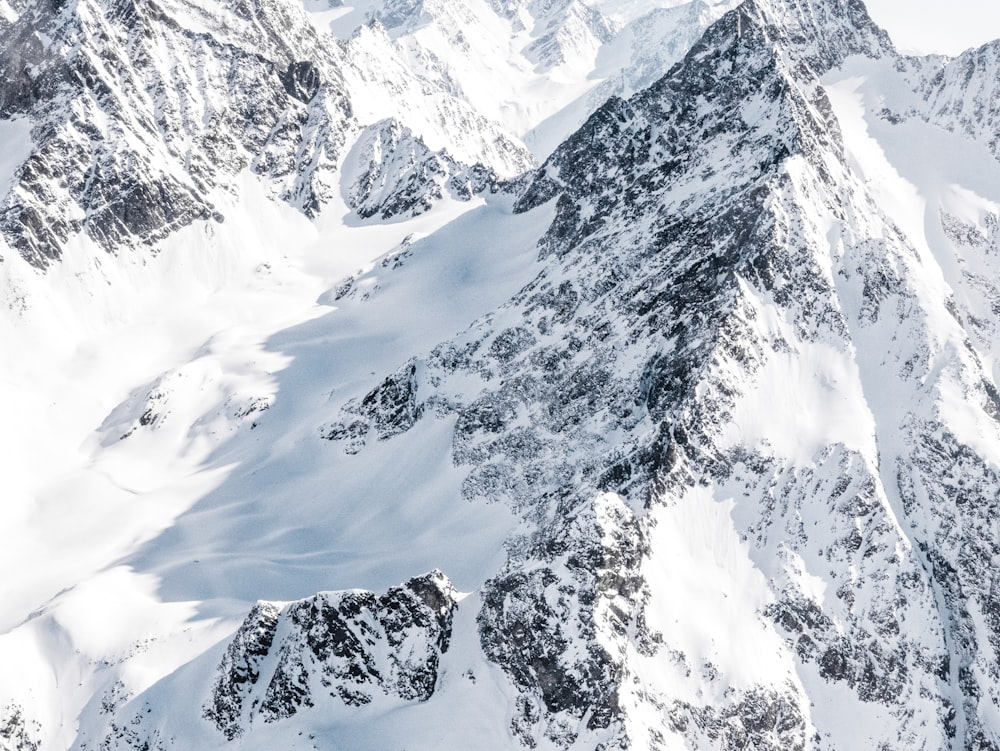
[{"x1": 864, "y1": 0, "x2": 1000, "y2": 55}]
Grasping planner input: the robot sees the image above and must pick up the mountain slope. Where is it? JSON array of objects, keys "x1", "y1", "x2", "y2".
[
  {"x1": 301, "y1": 0, "x2": 742, "y2": 157},
  {"x1": 5, "y1": 0, "x2": 1000, "y2": 749},
  {"x1": 0, "y1": 0, "x2": 351, "y2": 265},
  {"x1": 0, "y1": 0, "x2": 532, "y2": 268}
]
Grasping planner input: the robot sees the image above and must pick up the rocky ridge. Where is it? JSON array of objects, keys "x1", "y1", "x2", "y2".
[
  {"x1": 203, "y1": 571, "x2": 458, "y2": 740},
  {"x1": 0, "y1": 0, "x2": 740, "y2": 271},
  {"x1": 0, "y1": 0, "x2": 351, "y2": 265},
  {"x1": 904, "y1": 41, "x2": 1000, "y2": 159},
  {"x1": 316, "y1": 0, "x2": 1000, "y2": 747}
]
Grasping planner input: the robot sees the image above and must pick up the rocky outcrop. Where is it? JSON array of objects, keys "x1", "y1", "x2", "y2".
[
  {"x1": 0, "y1": 2, "x2": 351, "y2": 267},
  {"x1": 479, "y1": 494, "x2": 648, "y2": 748},
  {"x1": 0, "y1": 705, "x2": 40, "y2": 751},
  {"x1": 203, "y1": 570, "x2": 458, "y2": 739},
  {"x1": 904, "y1": 40, "x2": 1000, "y2": 159},
  {"x1": 0, "y1": 0, "x2": 533, "y2": 269},
  {"x1": 0, "y1": 0, "x2": 354, "y2": 266},
  {"x1": 343, "y1": 118, "x2": 495, "y2": 220}
]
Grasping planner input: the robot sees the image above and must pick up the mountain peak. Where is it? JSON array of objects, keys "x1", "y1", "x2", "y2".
[{"x1": 714, "y1": 0, "x2": 894, "y2": 73}]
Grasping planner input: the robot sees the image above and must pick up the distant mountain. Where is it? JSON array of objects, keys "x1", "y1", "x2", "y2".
[{"x1": 0, "y1": 0, "x2": 737, "y2": 268}]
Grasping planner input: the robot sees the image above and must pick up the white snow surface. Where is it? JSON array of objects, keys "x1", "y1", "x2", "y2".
[{"x1": 0, "y1": 169, "x2": 553, "y2": 748}]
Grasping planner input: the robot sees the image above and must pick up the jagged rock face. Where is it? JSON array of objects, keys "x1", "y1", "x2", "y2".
[
  {"x1": 322, "y1": 359, "x2": 423, "y2": 445},
  {"x1": 203, "y1": 571, "x2": 457, "y2": 740},
  {"x1": 745, "y1": 0, "x2": 892, "y2": 70},
  {"x1": 318, "y1": 0, "x2": 1000, "y2": 747},
  {"x1": 0, "y1": 0, "x2": 752, "y2": 271},
  {"x1": 0, "y1": 0, "x2": 356, "y2": 267},
  {"x1": 514, "y1": 0, "x2": 891, "y2": 219},
  {"x1": 479, "y1": 494, "x2": 649, "y2": 748},
  {"x1": 0, "y1": 0, "x2": 535, "y2": 269},
  {"x1": 0, "y1": 705, "x2": 40, "y2": 751}
]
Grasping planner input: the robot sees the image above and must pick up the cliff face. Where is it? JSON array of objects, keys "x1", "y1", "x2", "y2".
[{"x1": 0, "y1": 0, "x2": 349, "y2": 265}]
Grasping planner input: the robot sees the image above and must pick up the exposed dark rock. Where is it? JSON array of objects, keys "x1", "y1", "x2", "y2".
[
  {"x1": 202, "y1": 602, "x2": 280, "y2": 739},
  {"x1": 0, "y1": 705, "x2": 40, "y2": 751},
  {"x1": 0, "y1": 0, "x2": 353, "y2": 266},
  {"x1": 670, "y1": 688, "x2": 809, "y2": 751},
  {"x1": 309, "y1": 1, "x2": 984, "y2": 746},
  {"x1": 479, "y1": 495, "x2": 647, "y2": 746},
  {"x1": 204, "y1": 571, "x2": 458, "y2": 739},
  {"x1": 280, "y1": 60, "x2": 321, "y2": 103}
]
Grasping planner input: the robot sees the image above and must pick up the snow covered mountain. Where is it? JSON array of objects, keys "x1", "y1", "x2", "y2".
[
  {"x1": 0, "y1": 0, "x2": 733, "y2": 267},
  {"x1": 4, "y1": 0, "x2": 1000, "y2": 749}
]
